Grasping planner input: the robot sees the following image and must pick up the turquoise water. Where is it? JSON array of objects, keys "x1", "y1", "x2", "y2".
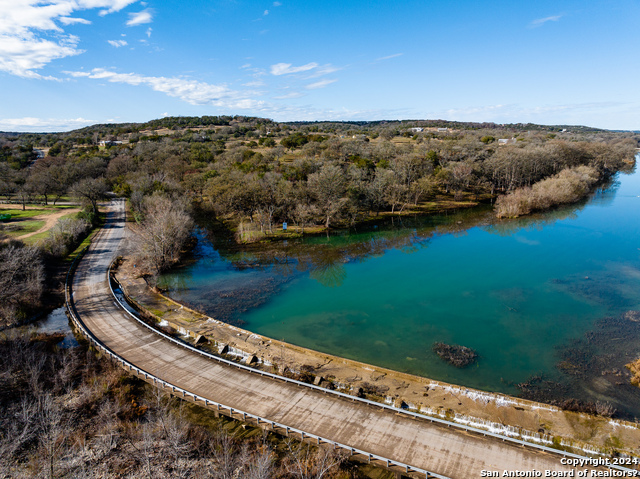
[{"x1": 160, "y1": 156, "x2": 640, "y2": 412}]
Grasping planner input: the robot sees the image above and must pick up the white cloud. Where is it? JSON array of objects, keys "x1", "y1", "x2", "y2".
[
  {"x1": 273, "y1": 91, "x2": 304, "y2": 99},
  {"x1": 375, "y1": 53, "x2": 403, "y2": 62},
  {"x1": 0, "y1": 0, "x2": 137, "y2": 78},
  {"x1": 263, "y1": 9, "x2": 269, "y2": 16},
  {"x1": 108, "y1": 39, "x2": 127, "y2": 47},
  {"x1": 126, "y1": 9, "x2": 153, "y2": 26},
  {"x1": 273, "y1": 1, "x2": 281, "y2": 6},
  {"x1": 270, "y1": 62, "x2": 318, "y2": 76},
  {"x1": 66, "y1": 68, "x2": 264, "y2": 109},
  {"x1": 0, "y1": 116, "x2": 93, "y2": 132},
  {"x1": 146, "y1": 27, "x2": 152, "y2": 37},
  {"x1": 530, "y1": 15, "x2": 562, "y2": 28},
  {"x1": 305, "y1": 79, "x2": 337, "y2": 89},
  {"x1": 306, "y1": 64, "x2": 341, "y2": 78},
  {"x1": 59, "y1": 17, "x2": 92, "y2": 25},
  {"x1": 98, "y1": 0, "x2": 138, "y2": 16}
]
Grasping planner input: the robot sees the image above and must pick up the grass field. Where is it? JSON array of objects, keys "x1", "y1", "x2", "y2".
[
  {"x1": 0, "y1": 205, "x2": 80, "y2": 242},
  {"x1": 21, "y1": 212, "x2": 81, "y2": 245}
]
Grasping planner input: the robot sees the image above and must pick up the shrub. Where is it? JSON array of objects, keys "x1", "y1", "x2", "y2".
[
  {"x1": 495, "y1": 166, "x2": 600, "y2": 218},
  {"x1": 40, "y1": 216, "x2": 91, "y2": 257}
]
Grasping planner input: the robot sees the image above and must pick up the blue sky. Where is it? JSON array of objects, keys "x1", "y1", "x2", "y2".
[{"x1": 1, "y1": 0, "x2": 639, "y2": 132}]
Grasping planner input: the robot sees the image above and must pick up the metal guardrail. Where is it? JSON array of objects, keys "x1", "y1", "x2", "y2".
[
  {"x1": 107, "y1": 266, "x2": 640, "y2": 473},
  {"x1": 65, "y1": 209, "x2": 444, "y2": 479},
  {"x1": 67, "y1": 201, "x2": 639, "y2": 477}
]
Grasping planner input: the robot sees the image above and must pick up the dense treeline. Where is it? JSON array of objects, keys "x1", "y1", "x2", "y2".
[{"x1": 0, "y1": 116, "x2": 637, "y2": 321}]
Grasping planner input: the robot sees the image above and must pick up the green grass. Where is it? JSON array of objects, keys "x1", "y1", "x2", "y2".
[
  {"x1": 20, "y1": 211, "x2": 83, "y2": 245},
  {"x1": 0, "y1": 204, "x2": 76, "y2": 219},
  {"x1": 0, "y1": 208, "x2": 50, "y2": 219},
  {"x1": 65, "y1": 212, "x2": 106, "y2": 263},
  {"x1": 3, "y1": 220, "x2": 46, "y2": 238}
]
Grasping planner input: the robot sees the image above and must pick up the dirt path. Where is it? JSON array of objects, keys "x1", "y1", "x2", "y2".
[{"x1": 1, "y1": 207, "x2": 80, "y2": 241}]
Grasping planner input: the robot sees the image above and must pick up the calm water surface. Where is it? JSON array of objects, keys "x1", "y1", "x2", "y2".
[{"x1": 160, "y1": 157, "x2": 640, "y2": 415}]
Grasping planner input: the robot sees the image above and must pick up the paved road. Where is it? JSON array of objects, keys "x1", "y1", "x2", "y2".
[{"x1": 70, "y1": 200, "x2": 586, "y2": 478}]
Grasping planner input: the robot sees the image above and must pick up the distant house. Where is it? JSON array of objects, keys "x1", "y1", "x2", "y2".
[
  {"x1": 410, "y1": 127, "x2": 424, "y2": 133},
  {"x1": 437, "y1": 128, "x2": 448, "y2": 132},
  {"x1": 352, "y1": 134, "x2": 367, "y2": 140},
  {"x1": 498, "y1": 138, "x2": 516, "y2": 145},
  {"x1": 99, "y1": 140, "x2": 124, "y2": 147}
]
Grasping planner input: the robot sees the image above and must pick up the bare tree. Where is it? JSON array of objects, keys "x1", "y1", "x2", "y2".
[
  {"x1": 284, "y1": 439, "x2": 346, "y2": 479},
  {"x1": 132, "y1": 193, "x2": 193, "y2": 278},
  {"x1": 307, "y1": 164, "x2": 347, "y2": 228},
  {"x1": 0, "y1": 244, "x2": 44, "y2": 327},
  {"x1": 70, "y1": 177, "x2": 109, "y2": 217}
]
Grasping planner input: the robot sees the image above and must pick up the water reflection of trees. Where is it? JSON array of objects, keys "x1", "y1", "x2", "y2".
[
  {"x1": 198, "y1": 208, "x2": 494, "y2": 284},
  {"x1": 196, "y1": 184, "x2": 609, "y2": 286}
]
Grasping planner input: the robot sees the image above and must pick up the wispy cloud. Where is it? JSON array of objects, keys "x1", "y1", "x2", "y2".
[
  {"x1": 126, "y1": 9, "x2": 153, "y2": 27},
  {"x1": 429, "y1": 101, "x2": 626, "y2": 125},
  {"x1": 305, "y1": 79, "x2": 337, "y2": 90},
  {"x1": 99, "y1": 0, "x2": 138, "y2": 16},
  {"x1": 375, "y1": 53, "x2": 403, "y2": 62},
  {"x1": 273, "y1": 91, "x2": 304, "y2": 99},
  {"x1": 529, "y1": 15, "x2": 562, "y2": 28},
  {"x1": 273, "y1": 1, "x2": 282, "y2": 5},
  {"x1": 263, "y1": 10, "x2": 269, "y2": 16},
  {"x1": 0, "y1": 116, "x2": 93, "y2": 132},
  {"x1": 59, "y1": 17, "x2": 92, "y2": 25},
  {"x1": 306, "y1": 64, "x2": 341, "y2": 78},
  {"x1": 270, "y1": 62, "x2": 318, "y2": 75},
  {"x1": 0, "y1": 0, "x2": 137, "y2": 78},
  {"x1": 146, "y1": 27, "x2": 152, "y2": 38},
  {"x1": 108, "y1": 40, "x2": 128, "y2": 47},
  {"x1": 66, "y1": 68, "x2": 264, "y2": 109}
]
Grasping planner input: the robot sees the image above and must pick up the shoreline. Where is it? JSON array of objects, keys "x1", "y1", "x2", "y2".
[{"x1": 112, "y1": 253, "x2": 640, "y2": 459}]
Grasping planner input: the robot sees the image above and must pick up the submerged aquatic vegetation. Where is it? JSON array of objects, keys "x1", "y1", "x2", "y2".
[{"x1": 432, "y1": 342, "x2": 478, "y2": 368}]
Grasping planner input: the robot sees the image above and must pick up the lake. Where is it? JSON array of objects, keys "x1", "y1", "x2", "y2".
[{"x1": 159, "y1": 155, "x2": 640, "y2": 418}]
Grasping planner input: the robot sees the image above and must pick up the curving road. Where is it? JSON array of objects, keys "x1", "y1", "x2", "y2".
[{"x1": 69, "y1": 200, "x2": 596, "y2": 478}]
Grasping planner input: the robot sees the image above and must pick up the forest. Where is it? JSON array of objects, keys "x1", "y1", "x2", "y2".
[{"x1": 1, "y1": 115, "x2": 637, "y2": 319}]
